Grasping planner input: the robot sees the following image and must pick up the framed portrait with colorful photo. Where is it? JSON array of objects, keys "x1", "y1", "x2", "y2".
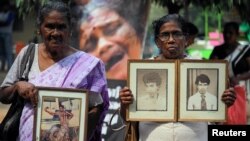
[{"x1": 33, "y1": 87, "x2": 88, "y2": 141}]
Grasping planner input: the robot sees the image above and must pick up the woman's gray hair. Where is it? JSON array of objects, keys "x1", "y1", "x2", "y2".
[{"x1": 37, "y1": 0, "x2": 71, "y2": 28}]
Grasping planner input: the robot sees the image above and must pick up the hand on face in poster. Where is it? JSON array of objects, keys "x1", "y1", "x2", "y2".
[{"x1": 79, "y1": 7, "x2": 141, "y2": 80}]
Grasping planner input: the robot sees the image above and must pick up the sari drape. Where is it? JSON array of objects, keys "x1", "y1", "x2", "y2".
[{"x1": 19, "y1": 51, "x2": 109, "y2": 141}]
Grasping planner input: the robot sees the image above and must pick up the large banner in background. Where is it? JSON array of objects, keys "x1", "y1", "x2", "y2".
[
  {"x1": 72, "y1": 0, "x2": 150, "y2": 140},
  {"x1": 74, "y1": 0, "x2": 149, "y2": 80}
]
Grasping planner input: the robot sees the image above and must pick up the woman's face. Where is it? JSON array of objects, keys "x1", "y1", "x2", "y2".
[
  {"x1": 40, "y1": 10, "x2": 70, "y2": 53},
  {"x1": 223, "y1": 26, "x2": 238, "y2": 45},
  {"x1": 156, "y1": 21, "x2": 186, "y2": 59},
  {"x1": 79, "y1": 8, "x2": 141, "y2": 80}
]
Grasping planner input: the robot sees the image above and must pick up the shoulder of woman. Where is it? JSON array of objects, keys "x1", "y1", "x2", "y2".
[
  {"x1": 17, "y1": 43, "x2": 38, "y2": 58},
  {"x1": 76, "y1": 51, "x2": 104, "y2": 68},
  {"x1": 16, "y1": 45, "x2": 29, "y2": 58}
]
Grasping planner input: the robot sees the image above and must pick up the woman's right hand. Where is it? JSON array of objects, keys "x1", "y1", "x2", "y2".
[
  {"x1": 15, "y1": 81, "x2": 38, "y2": 107},
  {"x1": 119, "y1": 86, "x2": 133, "y2": 106}
]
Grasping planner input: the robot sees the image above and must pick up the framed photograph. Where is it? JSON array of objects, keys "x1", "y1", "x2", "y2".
[
  {"x1": 127, "y1": 59, "x2": 177, "y2": 121},
  {"x1": 33, "y1": 87, "x2": 88, "y2": 141},
  {"x1": 178, "y1": 59, "x2": 228, "y2": 122}
]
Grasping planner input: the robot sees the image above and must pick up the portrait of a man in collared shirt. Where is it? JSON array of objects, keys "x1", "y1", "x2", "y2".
[{"x1": 187, "y1": 73, "x2": 218, "y2": 111}]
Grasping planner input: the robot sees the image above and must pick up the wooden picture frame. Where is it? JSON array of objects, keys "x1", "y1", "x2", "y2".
[
  {"x1": 178, "y1": 59, "x2": 228, "y2": 122},
  {"x1": 33, "y1": 87, "x2": 88, "y2": 141},
  {"x1": 127, "y1": 59, "x2": 177, "y2": 121}
]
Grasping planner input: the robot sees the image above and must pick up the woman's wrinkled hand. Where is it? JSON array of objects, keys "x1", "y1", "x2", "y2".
[
  {"x1": 221, "y1": 87, "x2": 236, "y2": 107},
  {"x1": 119, "y1": 86, "x2": 133, "y2": 106},
  {"x1": 15, "y1": 81, "x2": 38, "y2": 107}
]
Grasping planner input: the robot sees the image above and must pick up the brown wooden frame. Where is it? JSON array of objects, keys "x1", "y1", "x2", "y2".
[
  {"x1": 33, "y1": 87, "x2": 88, "y2": 141},
  {"x1": 178, "y1": 59, "x2": 228, "y2": 122},
  {"x1": 126, "y1": 59, "x2": 228, "y2": 122},
  {"x1": 127, "y1": 59, "x2": 177, "y2": 122}
]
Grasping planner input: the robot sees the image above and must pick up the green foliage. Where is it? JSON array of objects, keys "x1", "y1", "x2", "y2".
[
  {"x1": 152, "y1": 0, "x2": 250, "y2": 23},
  {"x1": 12, "y1": 0, "x2": 250, "y2": 23},
  {"x1": 14, "y1": 0, "x2": 46, "y2": 19},
  {"x1": 14, "y1": 0, "x2": 70, "y2": 19}
]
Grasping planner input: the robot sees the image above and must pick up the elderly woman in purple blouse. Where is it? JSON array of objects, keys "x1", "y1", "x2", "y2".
[{"x1": 0, "y1": 1, "x2": 109, "y2": 141}]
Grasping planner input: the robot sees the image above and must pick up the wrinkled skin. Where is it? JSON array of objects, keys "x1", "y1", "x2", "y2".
[
  {"x1": 119, "y1": 20, "x2": 236, "y2": 119},
  {"x1": 79, "y1": 7, "x2": 141, "y2": 80},
  {"x1": 155, "y1": 21, "x2": 186, "y2": 59},
  {"x1": 14, "y1": 10, "x2": 74, "y2": 107}
]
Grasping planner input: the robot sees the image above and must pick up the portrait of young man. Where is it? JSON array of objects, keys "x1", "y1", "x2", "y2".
[
  {"x1": 187, "y1": 72, "x2": 218, "y2": 111},
  {"x1": 136, "y1": 70, "x2": 168, "y2": 111}
]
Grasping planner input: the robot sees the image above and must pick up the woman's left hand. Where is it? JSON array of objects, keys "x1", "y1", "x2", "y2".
[{"x1": 221, "y1": 87, "x2": 236, "y2": 107}]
